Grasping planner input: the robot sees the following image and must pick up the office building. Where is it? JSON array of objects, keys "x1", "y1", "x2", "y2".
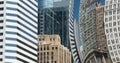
[
  {"x1": 38, "y1": 0, "x2": 74, "y2": 50},
  {"x1": 104, "y1": 0, "x2": 120, "y2": 63},
  {"x1": 38, "y1": 35, "x2": 71, "y2": 63},
  {"x1": 80, "y1": 0, "x2": 111, "y2": 63},
  {"x1": 38, "y1": 0, "x2": 76, "y2": 62},
  {"x1": 69, "y1": 19, "x2": 81, "y2": 63},
  {"x1": 0, "y1": 0, "x2": 38, "y2": 63}
]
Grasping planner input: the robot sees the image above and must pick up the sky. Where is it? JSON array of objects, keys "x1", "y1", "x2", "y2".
[{"x1": 73, "y1": 0, "x2": 80, "y2": 20}]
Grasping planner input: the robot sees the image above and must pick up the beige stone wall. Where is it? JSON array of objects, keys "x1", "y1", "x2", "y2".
[
  {"x1": 38, "y1": 35, "x2": 71, "y2": 63},
  {"x1": 96, "y1": 4, "x2": 107, "y2": 51}
]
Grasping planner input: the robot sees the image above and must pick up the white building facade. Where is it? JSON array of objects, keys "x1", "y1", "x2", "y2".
[
  {"x1": 104, "y1": 0, "x2": 120, "y2": 63},
  {"x1": 0, "y1": 0, "x2": 38, "y2": 63}
]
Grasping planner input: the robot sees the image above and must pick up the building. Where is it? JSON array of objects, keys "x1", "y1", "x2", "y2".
[
  {"x1": 38, "y1": 0, "x2": 74, "y2": 50},
  {"x1": 80, "y1": 0, "x2": 99, "y2": 56},
  {"x1": 104, "y1": 0, "x2": 120, "y2": 63},
  {"x1": 38, "y1": 35, "x2": 71, "y2": 63},
  {"x1": 0, "y1": 0, "x2": 38, "y2": 63},
  {"x1": 80, "y1": 0, "x2": 111, "y2": 63},
  {"x1": 69, "y1": 19, "x2": 81, "y2": 63},
  {"x1": 38, "y1": 0, "x2": 76, "y2": 62}
]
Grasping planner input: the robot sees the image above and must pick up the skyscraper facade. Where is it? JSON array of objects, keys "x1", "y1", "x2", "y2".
[
  {"x1": 0, "y1": 0, "x2": 38, "y2": 63},
  {"x1": 69, "y1": 19, "x2": 81, "y2": 63},
  {"x1": 80, "y1": 0, "x2": 111, "y2": 63},
  {"x1": 80, "y1": 0, "x2": 100, "y2": 56},
  {"x1": 104, "y1": 0, "x2": 120, "y2": 63},
  {"x1": 38, "y1": 0, "x2": 74, "y2": 50}
]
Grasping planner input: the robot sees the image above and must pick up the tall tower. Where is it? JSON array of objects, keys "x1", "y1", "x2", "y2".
[
  {"x1": 0, "y1": 0, "x2": 38, "y2": 63},
  {"x1": 38, "y1": 0, "x2": 74, "y2": 51},
  {"x1": 104, "y1": 0, "x2": 120, "y2": 63},
  {"x1": 80, "y1": 0, "x2": 111, "y2": 63}
]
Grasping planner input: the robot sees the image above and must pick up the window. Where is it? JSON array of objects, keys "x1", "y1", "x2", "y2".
[
  {"x1": 117, "y1": 9, "x2": 120, "y2": 14},
  {"x1": 0, "y1": 14, "x2": 3, "y2": 17},
  {"x1": 113, "y1": 22, "x2": 116, "y2": 26},
  {"x1": 114, "y1": 28, "x2": 117, "y2": 32},
  {"x1": 114, "y1": 33, "x2": 118, "y2": 37},
  {"x1": 109, "y1": 16, "x2": 112, "y2": 21},
  {"x1": 113, "y1": 10, "x2": 116, "y2": 14},
  {"x1": 113, "y1": 16, "x2": 116, "y2": 20},
  {"x1": 110, "y1": 28, "x2": 112, "y2": 32},
  {"x1": 0, "y1": 1, "x2": 4, "y2": 4},
  {"x1": 109, "y1": 11, "x2": 112, "y2": 15},
  {"x1": 105, "y1": 18, "x2": 108, "y2": 22},
  {"x1": 0, "y1": 8, "x2": 3, "y2": 10},
  {"x1": 109, "y1": 46, "x2": 112, "y2": 50},
  {"x1": 106, "y1": 29, "x2": 109, "y2": 33},
  {"x1": 109, "y1": 23, "x2": 112, "y2": 27}
]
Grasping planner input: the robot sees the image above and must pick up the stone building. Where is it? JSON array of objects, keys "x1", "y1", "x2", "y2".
[{"x1": 38, "y1": 35, "x2": 71, "y2": 63}]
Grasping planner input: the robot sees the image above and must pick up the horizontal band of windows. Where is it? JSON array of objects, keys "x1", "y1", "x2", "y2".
[
  {"x1": 17, "y1": 27, "x2": 36, "y2": 40},
  {"x1": 17, "y1": 20, "x2": 37, "y2": 34},
  {"x1": 17, "y1": 57, "x2": 29, "y2": 63},
  {"x1": 0, "y1": 33, "x2": 3, "y2": 35},
  {"x1": 17, "y1": 45, "x2": 37, "y2": 57},
  {"x1": 5, "y1": 62, "x2": 12, "y2": 63},
  {"x1": 6, "y1": 25, "x2": 17, "y2": 28},
  {"x1": 18, "y1": 4, "x2": 37, "y2": 21},
  {"x1": 6, "y1": 13, "x2": 17, "y2": 17},
  {"x1": 6, "y1": 7, "x2": 17, "y2": 11},
  {"x1": 6, "y1": 31, "x2": 17, "y2": 34},
  {"x1": 17, "y1": 46, "x2": 37, "y2": 61},
  {"x1": 0, "y1": 14, "x2": 3, "y2": 17},
  {"x1": 0, "y1": 20, "x2": 3, "y2": 23},
  {"x1": 5, "y1": 56, "x2": 16, "y2": 59},
  {"x1": 6, "y1": 1, "x2": 17, "y2": 5},
  {"x1": 0, "y1": 26, "x2": 3, "y2": 29},
  {"x1": 17, "y1": 33, "x2": 37, "y2": 45},
  {"x1": 20, "y1": 0, "x2": 37, "y2": 13},
  {"x1": 0, "y1": 45, "x2": 3, "y2": 48},
  {"x1": 6, "y1": 19, "x2": 17, "y2": 22},
  {"x1": 6, "y1": 37, "x2": 16, "y2": 41},
  {"x1": 0, "y1": 1, "x2": 4, "y2": 4},
  {"x1": 18, "y1": 10, "x2": 37, "y2": 29},
  {"x1": 5, "y1": 44, "x2": 16, "y2": 47},
  {"x1": 0, "y1": 52, "x2": 2, "y2": 55},
  {"x1": 29, "y1": 0, "x2": 37, "y2": 7},
  {"x1": 17, "y1": 39, "x2": 37, "y2": 51},
  {"x1": 0, "y1": 8, "x2": 3, "y2": 10},
  {"x1": 5, "y1": 50, "x2": 16, "y2": 53},
  {"x1": 0, "y1": 39, "x2": 3, "y2": 42}
]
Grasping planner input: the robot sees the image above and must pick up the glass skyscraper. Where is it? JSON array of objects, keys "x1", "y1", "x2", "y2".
[
  {"x1": 0, "y1": 0, "x2": 38, "y2": 63},
  {"x1": 38, "y1": 0, "x2": 73, "y2": 50}
]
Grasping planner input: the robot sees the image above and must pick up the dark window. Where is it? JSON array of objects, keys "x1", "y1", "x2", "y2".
[
  {"x1": 0, "y1": 33, "x2": 3, "y2": 36},
  {"x1": 0, "y1": 46, "x2": 3, "y2": 48},
  {"x1": 0, "y1": 14, "x2": 3, "y2": 17},
  {"x1": 0, "y1": 52, "x2": 2, "y2": 55},
  {"x1": 0, "y1": 8, "x2": 3, "y2": 10},
  {"x1": 0, "y1": 1, "x2": 4, "y2": 4},
  {"x1": 0, "y1": 20, "x2": 3, "y2": 23},
  {"x1": 0, "y1": 39, "x2": 3, "y2": 42},
  {"x1": 0, "y1": 58, "x2": 2, "y2": 61},
  {"x1": 0, "y1": 27, "x2": 3, "y2": 29}
]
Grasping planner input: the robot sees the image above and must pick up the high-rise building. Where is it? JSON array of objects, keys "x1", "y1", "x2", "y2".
[
  {"x1": 80, "y1": 0, "x2": 111, "y2": 63},
  {"x1": 38, "y1": 0, "x2": 75, "y2": 62},
  {"x1": 38, "y1": 35, "x2": 71, "y2": 63},
  {"x1": 0, "y1": 0, "x2": 38, "y2": 63},
  {"x1": 80, "y1": 0, "x2": 99, "y2": 56},
  {"x1": 38, "y1": 0, "x2": 74, "y2": 51},
  {"x1": 69, "y1": 19, "x2": 81, "y2": 63},
  {"x1": 104, "y1": 0, "x2": 120, "y2": 63}
]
